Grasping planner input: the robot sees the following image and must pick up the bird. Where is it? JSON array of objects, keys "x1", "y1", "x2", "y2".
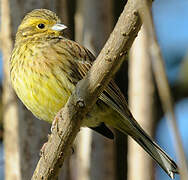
[{"x1": 10, "y1": 9, "x2": 178, "y2": 179}]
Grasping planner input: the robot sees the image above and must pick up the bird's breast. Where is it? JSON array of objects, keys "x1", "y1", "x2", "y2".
[{"x1": 10, "y1": 44, "x2": 74, "y2": 122}]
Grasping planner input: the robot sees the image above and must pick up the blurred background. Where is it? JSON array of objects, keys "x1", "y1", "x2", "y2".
[{"x1": 0, "y1": 0, "x2": 187, "y2": 179}]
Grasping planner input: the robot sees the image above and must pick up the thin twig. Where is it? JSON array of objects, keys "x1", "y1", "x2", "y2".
[{"x1": 138, "y1": 1, "x2": 188, "y2": 179}]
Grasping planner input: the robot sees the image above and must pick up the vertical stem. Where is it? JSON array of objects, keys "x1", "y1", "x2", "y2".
[
  {"x1": 1, "y1": 0, "x2": 21, "y2": 179},
  {"x1": 128, "y1": 26, "x2": 155, "y2": 180},
  {"x1": 139, "y1": 1, "x2": 188, "y2": 179}
]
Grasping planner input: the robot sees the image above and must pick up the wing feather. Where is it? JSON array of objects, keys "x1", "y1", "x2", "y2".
[{"x1": 62, "y1": 39, "x2": 131, "y2": 120}]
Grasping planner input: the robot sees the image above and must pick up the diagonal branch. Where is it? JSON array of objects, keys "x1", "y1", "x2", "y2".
[{"x1": 31, "y1": 0, "x2": 143, "y2": 179}]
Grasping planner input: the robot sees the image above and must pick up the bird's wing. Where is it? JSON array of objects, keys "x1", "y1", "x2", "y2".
[
  {"x1": 62, "y1": 39, "x2": 132, "y2": 121},
  {"x1": 59, "y1": 39, "x2": 179, "y2": 176}
]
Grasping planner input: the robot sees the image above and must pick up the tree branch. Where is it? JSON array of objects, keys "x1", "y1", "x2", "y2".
[{"x1": 32, "y1": 0, "x2": 142, "y2": 179}]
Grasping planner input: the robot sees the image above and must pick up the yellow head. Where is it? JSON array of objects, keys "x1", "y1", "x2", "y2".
[{"x1": 15, "y1": 9, "x2": 67, "y2": 44}]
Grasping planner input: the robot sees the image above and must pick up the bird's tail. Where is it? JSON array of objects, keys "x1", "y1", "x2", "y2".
[{"x1": 114, "y1": 116, "x2": 179, "y2": 179}]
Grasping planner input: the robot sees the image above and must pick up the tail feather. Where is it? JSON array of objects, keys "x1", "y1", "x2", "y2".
[
  {"x1": 135, "y1": 132, "x2": 178, "y2": 177},
  {"x1": 115, "y1": 116, "x2": 179, "y2": 179}
]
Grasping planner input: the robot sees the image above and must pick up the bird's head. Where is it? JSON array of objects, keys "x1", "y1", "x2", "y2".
[{"x1": 15, "y1": 9, "x2": 67, "y2": 43}]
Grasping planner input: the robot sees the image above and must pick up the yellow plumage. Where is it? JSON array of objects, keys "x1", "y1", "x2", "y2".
[
  {"x1": 10, "y1": 9, "x2": 178, "y2": 178},
  {"x1": 11, "y1": 39, "x2": 73, "y2": 122}
]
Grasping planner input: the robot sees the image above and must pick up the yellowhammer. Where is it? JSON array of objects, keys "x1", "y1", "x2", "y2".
[{"x1": 10, "y1": 9, "x2": 178, "y2": 178}]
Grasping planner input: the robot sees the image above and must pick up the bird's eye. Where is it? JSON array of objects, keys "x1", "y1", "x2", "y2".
[{"x1": 37, "y1": 23, "x2": 45, "y2": 29}]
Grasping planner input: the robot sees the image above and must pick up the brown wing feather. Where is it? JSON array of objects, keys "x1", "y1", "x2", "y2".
[{"x1": 63, "y1": 38, "x2": 131, "y2": 120}]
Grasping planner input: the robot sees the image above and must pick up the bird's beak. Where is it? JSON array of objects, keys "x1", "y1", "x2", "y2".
[{"x1": 51, "y1": 23, "x2": 67, "y2": 31}]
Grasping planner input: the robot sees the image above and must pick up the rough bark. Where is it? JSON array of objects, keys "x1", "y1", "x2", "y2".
[
  {"x1": 128, "y1": 26, "x2": 155, "y2": 180},
  {"x1": 32, "y1": 0, "x2": 142, "y2": 179}
]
